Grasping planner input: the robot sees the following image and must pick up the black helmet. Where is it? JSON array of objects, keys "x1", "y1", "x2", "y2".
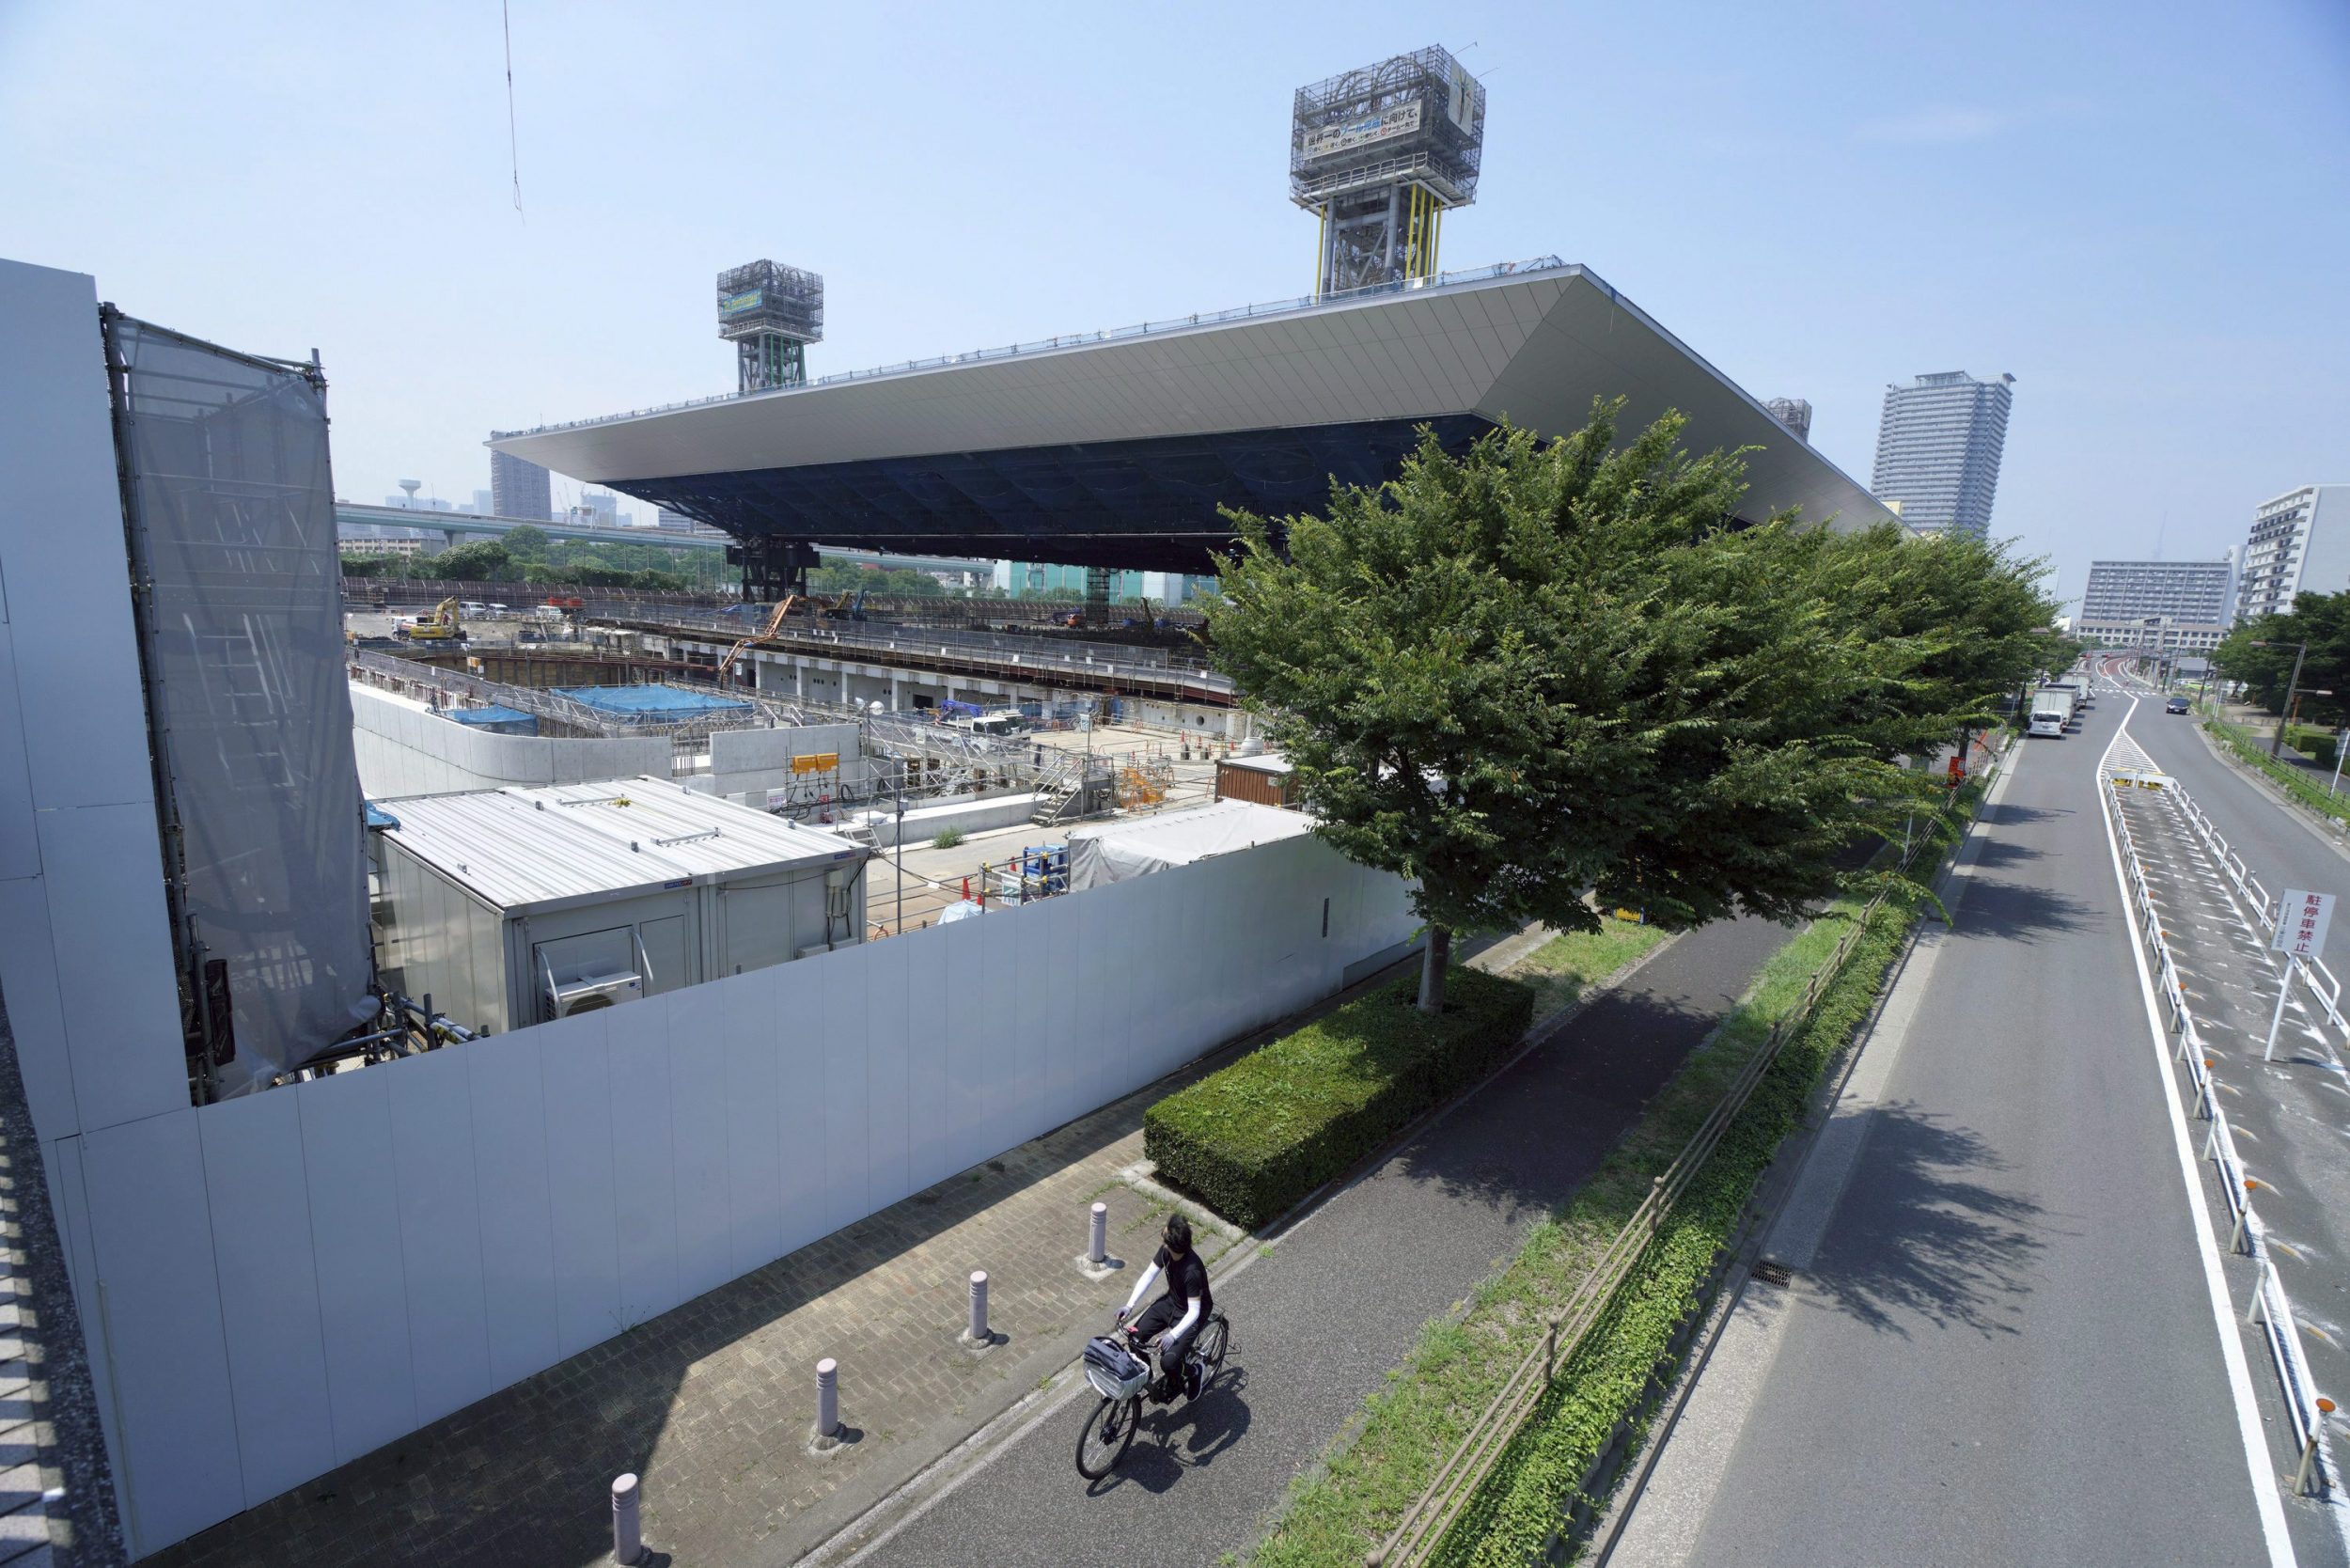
[{"x1": 1163, "y1": 1213, "x2": 1192, "y2": 1252}]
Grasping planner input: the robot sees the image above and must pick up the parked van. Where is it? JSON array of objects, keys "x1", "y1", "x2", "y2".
[{"x1": 2028, "y1": 701, "x2": 2069, "y2": 738}]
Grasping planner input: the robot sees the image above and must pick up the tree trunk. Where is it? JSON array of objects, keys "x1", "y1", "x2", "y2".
[{"x1": 1418, "y1": 925, "x2": 1451, "y2": 1015}]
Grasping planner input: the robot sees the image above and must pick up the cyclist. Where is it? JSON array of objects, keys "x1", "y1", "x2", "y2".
[{"x1": 1115, "y1": 1213, "x2": 1213, "y2": 1400}]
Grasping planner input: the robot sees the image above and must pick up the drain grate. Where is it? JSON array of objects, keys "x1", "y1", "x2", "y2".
[{"x1": 1752, "y1": 1259, "x2": 1793, "y2": 1287}]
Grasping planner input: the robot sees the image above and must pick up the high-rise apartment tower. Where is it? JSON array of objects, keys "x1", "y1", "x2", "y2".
[
  {"x1": 2237, "y1": 484, "x2": 2350, "y2": 623},
  {"x1": 1871, "y1": 370, "x2": 2014, "y2": 539}
]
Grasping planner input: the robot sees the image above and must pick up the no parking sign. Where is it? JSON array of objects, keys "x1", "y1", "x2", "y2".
[{"x1": 2274, "y1": 889, "x2": 2335, "y2": 960}]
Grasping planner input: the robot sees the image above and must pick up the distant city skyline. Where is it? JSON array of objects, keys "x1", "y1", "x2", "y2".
[{"x1": 5, "y1": 1, "x2": 2344, "y2": 611}]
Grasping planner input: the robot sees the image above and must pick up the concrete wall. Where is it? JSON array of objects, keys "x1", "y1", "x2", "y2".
[
  {"x1": 708, "y1": 720, "x2": 869, "y2": 801},
  {"x1": 351, "y1": 683, "x2": 669, "y2": 796},
  {"x1": 61, "y1": 835, "x2": 1414, "y2": 1554},
  {"x1": 0, "y1": 259, "x2": 1420, "y2": 1558}
]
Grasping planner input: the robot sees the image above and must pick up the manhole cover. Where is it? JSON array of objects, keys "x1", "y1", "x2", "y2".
[{"x1": 1753, "y1": 1259, "x2": 1793, "y2": 1287}]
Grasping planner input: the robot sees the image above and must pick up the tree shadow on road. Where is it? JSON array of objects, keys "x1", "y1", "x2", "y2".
[
  {"x1": 1962, "y1": 838, "x2": 2047, "y2": 873},
  {"x1": 1379, "y1": 988, "x2": 1731, "y2": 1226},
  {"x1": 1798, "y1": 1102, "x2": 2063, "y2": 1341},
  {"x1": 1948, "y1": 872, "x2": 2100, "y2": 946}
]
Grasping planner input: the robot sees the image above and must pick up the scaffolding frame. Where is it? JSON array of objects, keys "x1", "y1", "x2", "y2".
[
  {"x1": 1291, "y1": 46, "x2": 1486, "y2": 297},
  {"x1": 718, "y1": 259, "x2": 823, "y2": 394}
]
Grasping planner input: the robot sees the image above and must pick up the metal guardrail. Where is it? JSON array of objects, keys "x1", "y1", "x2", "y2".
[
  {"x1": 1371, "y1": 754, "x2": 2002, "y2": 1568},
  {"x1": 2105, "y1": 760, "x2": 2337, "y2": 1497},
  {"x1": 505, "y1": 258, "x2": 1573, "y2": 438}
]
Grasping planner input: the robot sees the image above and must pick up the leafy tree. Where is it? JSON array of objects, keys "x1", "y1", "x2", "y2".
[
  {"x1": 431, "y1": 540, "x2": 517, "y2": 581},
  {"x1": 2217, "y1": 592, "x2": 2350, "y2": 723},
  {"x1": 503, "y1": 524, "x2": 550, "y2": 558},
  {"x1": 1794, "y1": 525, "x2": 2065, "y2": 757},
  {"x1": 1208, "y1": 403, "x2": 1972, "y2": 1013}
]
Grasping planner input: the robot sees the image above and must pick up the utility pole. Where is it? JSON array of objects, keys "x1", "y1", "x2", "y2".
[{"x1": 2255, "y1": 640, "x2": 2310, "y2": 759}]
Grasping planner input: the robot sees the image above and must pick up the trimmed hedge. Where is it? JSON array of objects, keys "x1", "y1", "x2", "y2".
[{"x1": 1145, "y1": 967, "x2": 1535, "y2": 1231}]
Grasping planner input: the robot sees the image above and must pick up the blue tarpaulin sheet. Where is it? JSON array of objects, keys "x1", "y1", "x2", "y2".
[
  {"x1": 553, "y1": 684, "x2": 754, "y2": 718},
  {"x1": 441, "y1": 703, "x2": 539, "y2": 734}
]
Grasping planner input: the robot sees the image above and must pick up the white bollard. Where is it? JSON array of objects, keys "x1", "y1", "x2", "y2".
[
  {"x1": 968, "y1": 1270, "x2": 989, "y2": 1341},
  {"x1": 1089, "y1": 1201, "x2": 1108, "y2": 1264},
  {"x1": 815, "y1": 1357, "x2": 840, "y2": 1440},
  {"x1": 611, "y1": 1473, "x2": 643, "y2": 1566}
]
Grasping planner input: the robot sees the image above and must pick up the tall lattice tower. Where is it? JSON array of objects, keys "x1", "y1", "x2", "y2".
[
  {"x1": 1292, "y1": 46, "x2": 1486, "y2": 297},
  {"x1": 717, "y1": 260, "x2": 823, "y2": 393}
]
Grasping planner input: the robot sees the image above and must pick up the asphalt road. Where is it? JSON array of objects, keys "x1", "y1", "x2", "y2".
[
  {"x1": 824, "y1": 912, "x2": 1794, "y2": 1567},
  {"x1": 2120, "y1": 682, "x2": 2350, "y2": 1563},
  {"x1": 1619, "y1": 696, "x2": 2288, "y2": 1568}
]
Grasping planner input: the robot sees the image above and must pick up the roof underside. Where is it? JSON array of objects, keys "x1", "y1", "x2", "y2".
[{"x1": 493, "y1": 265, "x2": 1892, "y2": 574}]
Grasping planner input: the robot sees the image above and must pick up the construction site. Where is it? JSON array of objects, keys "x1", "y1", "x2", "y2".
[{"x1": 345, "y1": 586, "x2": 1277, "y2": 955}]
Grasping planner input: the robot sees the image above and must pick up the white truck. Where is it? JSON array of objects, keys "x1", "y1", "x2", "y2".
[
  {"x1": 2029, "y1": 684, "x2": 2077, "y2": 738},
  {"x1": 2060, "y1": 673, "x2": 2093, "y2": 710}
]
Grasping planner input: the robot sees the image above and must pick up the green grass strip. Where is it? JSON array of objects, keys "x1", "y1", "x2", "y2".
[
  {"x1": 1251, "y1": 799, "x2": 1976, "y2": 1568},
  {"x1": 2202, "y1": 712, "x2": 2350, "y2": 826}
]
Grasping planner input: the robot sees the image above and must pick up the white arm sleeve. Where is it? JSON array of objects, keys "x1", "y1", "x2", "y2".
[
  {"x1": 1121, "y1": 1262, "x2": 1161, "y2": 1315},
  {"x1": 1169, "y1": 1295, "x2": 1203, "y2": 1344}
]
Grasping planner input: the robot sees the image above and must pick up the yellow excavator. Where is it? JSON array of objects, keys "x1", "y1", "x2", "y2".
[{"x1": 395, "y1": 598, "x2": 465, "y2": 642}]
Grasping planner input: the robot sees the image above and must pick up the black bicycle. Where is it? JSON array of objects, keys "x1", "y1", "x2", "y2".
[{"x1": 1074, "y1": 1310, "x2": 1231, "y2": 1479}]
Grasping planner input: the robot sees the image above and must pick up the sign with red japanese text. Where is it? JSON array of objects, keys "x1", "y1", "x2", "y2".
[{"x1": 2274, "y1": 889, "x2": 2335, "y2": 960}]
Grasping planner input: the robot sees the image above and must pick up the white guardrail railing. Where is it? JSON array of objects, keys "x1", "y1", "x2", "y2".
[{"x1": 2106, "y1": 771, "x2": 2339, "y2": 1494}]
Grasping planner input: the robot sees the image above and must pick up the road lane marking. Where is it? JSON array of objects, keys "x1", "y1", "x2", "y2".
[{"x1": 2101, "y1": 696, "x2": 2300, "y2": 1568}]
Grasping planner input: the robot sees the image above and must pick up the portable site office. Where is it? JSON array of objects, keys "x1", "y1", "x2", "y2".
[{"x1": 374, "y1": 775, "x2": 870, "y2": 1035}]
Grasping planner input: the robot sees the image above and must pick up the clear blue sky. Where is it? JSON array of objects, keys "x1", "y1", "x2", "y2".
[{"x1": 5, "y1": 0, "x2": 2344, "y2": 607}]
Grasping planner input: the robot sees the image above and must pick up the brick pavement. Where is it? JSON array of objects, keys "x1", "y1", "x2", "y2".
[{"x1": 143, "y1": 1012, "x2": 1276, "y2": 1568}]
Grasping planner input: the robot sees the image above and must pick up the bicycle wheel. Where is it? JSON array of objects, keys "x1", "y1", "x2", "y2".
[
  {"x1": 1196, "y1": 1313, "x2": 1230, "y2": 1388},
  {"x1": 1075, "y1": 1393, "x2": 1140, "y2": 1479}
]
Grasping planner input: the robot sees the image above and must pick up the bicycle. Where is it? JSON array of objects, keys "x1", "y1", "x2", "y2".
[{"x1": 1074, "y1": 1309, "x2": 1231, "y2": 1479}]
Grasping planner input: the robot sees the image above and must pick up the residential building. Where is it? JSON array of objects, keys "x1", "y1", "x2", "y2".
[
  {"x1": 2080, "y1": 556, "x2": 2235, "y2": 625},
  {"x1": 489, "y1": 431, "x2": 554, "y2": 521},
  {"x1": 1763, "y1": 397, "x2": 1811, "y2": 443},
  {"x1": 338, "y1": 535, "x2": 431, "y2": 557},
  {"x1": 1870, "y1": 370, "x2": 2015, "y2": 539},
  {"x1": 2236, "y1": 484, "x2": 2350, "y2": 623}
]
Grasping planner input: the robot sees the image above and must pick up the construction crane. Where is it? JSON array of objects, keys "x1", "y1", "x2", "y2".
[{"x1": 720, "y1": 594, "x2": 800, "y2": 684}]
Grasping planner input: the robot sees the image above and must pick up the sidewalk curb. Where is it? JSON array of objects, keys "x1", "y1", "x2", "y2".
[{"x1": 1584, "y1": 743, "x2": 2019, "y2": 1567}]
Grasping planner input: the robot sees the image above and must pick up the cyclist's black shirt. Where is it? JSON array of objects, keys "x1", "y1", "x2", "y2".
[{"x1": 1154, "y1": 1243, "x2": 1212, "y2": 1313}]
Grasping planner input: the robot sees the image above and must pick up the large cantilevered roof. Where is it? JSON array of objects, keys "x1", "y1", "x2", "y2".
[{"x1": 492, "y1": 259, "x2": 1893, "y2": 573}]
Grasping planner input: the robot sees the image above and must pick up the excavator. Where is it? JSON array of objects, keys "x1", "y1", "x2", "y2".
[{"x1": 394, "y1": 598, "x2": 465, "y2": 642}]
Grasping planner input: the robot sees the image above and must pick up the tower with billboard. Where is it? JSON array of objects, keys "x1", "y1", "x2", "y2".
[
  {"x1": 717, "y1": 259, "x2": 823, "y2": 394},
  {"x1": 1292, "y1": 46, "x2": 1486, "y2": 297}
]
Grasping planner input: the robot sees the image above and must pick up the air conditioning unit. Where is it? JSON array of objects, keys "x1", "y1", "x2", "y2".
[{"x1": 548, "y1": 970, "x2": 642, "y2": 1018}]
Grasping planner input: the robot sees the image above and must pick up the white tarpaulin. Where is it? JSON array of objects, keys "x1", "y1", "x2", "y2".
[{"x1": 1067, "y1": 800, "x2": 1313, "y2": 890}]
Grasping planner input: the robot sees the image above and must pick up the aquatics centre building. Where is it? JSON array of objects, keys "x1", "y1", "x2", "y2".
[{"x1": 491, "y1": 258, "x2": 1894, "y2": 589}]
